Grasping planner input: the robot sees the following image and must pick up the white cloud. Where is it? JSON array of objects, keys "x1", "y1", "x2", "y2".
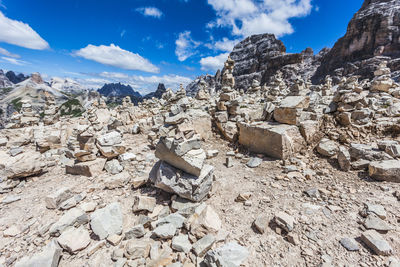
[
  {"x1": 175, "y1": 31, "x2": 201, "y2": 61},
  {"x1": 74, "y1": 44, "x2": 159, "y2": 73},
  {"x1": 100, "y1": 72, "x2": 129, "y2": 79},
  {"x1": 120, "y1": 30, "x2": 126, "y2": 38},
  {"x1": 207, "y1": 0, "x2": 312, "y2": 37},
  {"x1": 205, "y1": 37, "x2": 239, "y2": 52},
  {"x1": 1, "y1": 56, "x2": 28, "y2": 66},
  {"x1": 0, "y1": 11, "x2": 49, "y2": 50},
  {"x1": 0, "y1": 47, "x2": 19, "y2": 58},
  {"x1": 136, "y1": 7, "x2": 163, "y2": 18},
  {"x1": 200, "y1": 53, "x2": 229, "y2": 71}
]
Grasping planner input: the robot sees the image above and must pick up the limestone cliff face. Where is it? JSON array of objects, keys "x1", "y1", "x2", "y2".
[{"x1": 314, "y1": 0, "x2": 400, "y2": 81}]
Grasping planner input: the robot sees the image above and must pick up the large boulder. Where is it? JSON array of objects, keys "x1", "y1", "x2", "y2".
[
  {"x1": 90, "y1": 202, "x2": 123, "y2": 240},
  {"x1": 238, "y1": 122, "x2": 305, "y2": 160},
  {"x1": 15, "y1": 240, "x2": 62, "y2": 267},
  {"x1": 274, "y1": 96, "x2": 310, "y2": 125},
  {"x1": 66, "y1": 158, "x2": 106, "y2": 177},
  {"x1": 369, "y1": 160, "x2": 400, "y2": 182},
  {"x1": 155, "y1": 136, "x2": 205, "y2": 176},
  {"x1": 2, "y1": 152, "x2": 45, "y2": 179},
  {"x1": 204, "y1": 242, "x2": 249, "y2": 267},
  {"x1": 150, "y1": 161, "x2": 214, "y2": 202}
]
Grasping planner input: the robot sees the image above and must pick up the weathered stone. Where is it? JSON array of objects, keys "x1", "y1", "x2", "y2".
[
  {"x1": 253, "y1": 215, "x2": 269, "y2": 234},
  {"x1": 361, "y1": 230, "x2": 393, "y2": 256},
  {"x1": 97, "y1": 131, "x2": 122, "y2": 146},
  {"x1": 172, "y1": 235, "x2": 192, "y2": 253},
  {"x1": 104, "y1": 172, "x2": 130, "y2": 189},
  {"x1": 274, "y1": 211, "x2": 295, "y2": 232},
  {"x1": 350, "y1": 143, "x2": 392, "y2": 162},
  {"x1": 57, "y1": 226, "x2": 90, "y2": 254},
  {"x1": 156, "y1": 213, "x2": 186, "y2": 229},
  {"x1": 45, "y1": 187, "x2": 73, "y2": 209},
  {"x1": 124, "y1": 239, "x2": 151, "y2": 260},
  {"x1": 317, "y1": 138, "x2": 338, "y2": 157},
  {"x1": 4, "y1": 225, "x2": 21, "y2": 237},
  {"x1": 4, "y1": 152, "x2": 45, "y2": 179},
  {"x1": 192, "y1": 234, "x2": 215, "y2": 257},
  {"x1": 364, "y1": 215, "x2": 393, "y2": 232},
  {"x1": 299, "y1": 120, "x2": 321, "y2": 145},
  {"x1": 155, "y1": 136, "x2": 205, "y2": 176},
  {"x1": 340, "y1": 237, "x2": 360, "y2": 251},
  {"x1": 238, "y1": 122, "x2": 305, "y2": 160},
  {"x1": 15, "y1": 240, "x2": 62, "y2": 267},
  {"x1": 132, "y1": 195, "x2": 156, "y2": 213},
  {"x1": 153, "y1": 223, "x2": 177, "y2": 239},
  {"x1": 190, "y1": 205, "x2": 222, "y2": 238},
  {"x1": 246, "y1": 157, "x2": 262, "y2": 168},
  {"x1": 49, "y1": 208, "x2": 89, "y2": 236},
  {"x1": 338, "y1": 146, "x2": 351, "y2": 171},
  {"x1": 90, "y1": 202, "x2": 123, "y2": 240},
  {"x1": 104, "y1": 159, "x2": 123, "y2": 174},
  {"x1": 66, "y1": 158, "x2": 106, "y2": 177},
  {"x1": 369, "y1": 160, "x2": 400, "y2": 183},
  {"x1": 363, "y1": 203, "x2": 387, "y2": 220},
  {"x1": 204, "y1": 242, "x2": 249, "y2": 267},
  {"x1": 125, "y1": 224, "x2": 146, "y2": 239},
  {"x1": 150, "y1": 161, "x2": 213, "y2": 202},
  {"x1": 274, "y1": 96, "x2": 309, "y2": 125}
]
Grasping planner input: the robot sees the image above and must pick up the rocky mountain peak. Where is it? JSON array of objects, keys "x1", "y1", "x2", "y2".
[
  {"x1": 31, "y1": 73, "x2": 44, "y2": 84},
  {"x1": 314, "y1": 0, "x2": 400, "y2": 81}
]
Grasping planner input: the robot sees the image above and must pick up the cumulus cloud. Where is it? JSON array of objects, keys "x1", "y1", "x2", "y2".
[
  {"x1": 200, "y1": 53, "x2": 229, "y2": 71},
  {"x1": 1, "y1": 56, "x2": 28, "y2": 66},
  {"x1": 0, "y1": 11, "x2": 49, "y2": 50},
  {"x1": 136, "y1": 7, "x2": 163, "y2": 18},
  {"x1": 74, "y1": 44, "x2": 159, "y2": 73},
  {"x1": 207, "y1": 0, "x2": 312, "y2": 37},
  {"x1": 175, "y1": 31, "x2": 201, "y2": 61},
  {"x1": 205, "y1": 37, "x2": 239, "y2": 52},
  {"x1": 0, "y1": 47, "x2": 19, "y2": 58}
]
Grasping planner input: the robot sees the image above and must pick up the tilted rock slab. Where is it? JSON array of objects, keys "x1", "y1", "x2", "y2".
[
  {"x1": 369, "y1": 160, "x2": 400, "y2": 183},
  {"x1": 238, "y1": 122, "x2": 305, "y2": 160},
  {"x1": 150, "y1": 161, "x2": 214, "y2": 202}
]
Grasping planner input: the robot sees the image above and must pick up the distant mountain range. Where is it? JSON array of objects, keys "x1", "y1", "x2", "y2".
[{"x1": 97, "y1": 82, "x2": 167, "y2": 104}]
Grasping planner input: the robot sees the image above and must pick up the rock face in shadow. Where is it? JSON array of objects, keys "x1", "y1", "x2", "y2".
[{"x1": 314, "y1": 0, "x2": 400, "y2": 82}]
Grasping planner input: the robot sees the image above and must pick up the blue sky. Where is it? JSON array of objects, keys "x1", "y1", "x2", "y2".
[{"x1": 0, "y1": 0, "x2": 363, "y2": 93}]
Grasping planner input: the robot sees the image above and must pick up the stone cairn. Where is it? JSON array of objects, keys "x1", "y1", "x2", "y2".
[
  {"x1": 213, "y1": 57, "x2": 241, "y2": 141},
  {"x1": 43, "y1": 93, "x2": 59, "y2": 125},
  {"x1": 7, "y1": 99, "x2": 39, "y2": 128}
]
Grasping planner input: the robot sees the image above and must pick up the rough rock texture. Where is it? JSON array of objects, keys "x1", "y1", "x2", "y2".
[{"x1": 315, "y1": 0, "x2": 400, "y2": 81}]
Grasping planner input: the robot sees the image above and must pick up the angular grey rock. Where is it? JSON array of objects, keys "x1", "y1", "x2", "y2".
[
  {"x1": 132, "y1": 195, "x2": 156, "y2": 213},
  {"x1": 253, "y1": 215, "x2": 268, "y2": 234},
  {"x1": 369, "y1": 160, "x2": 400, "y2": 183},
  {"x1": 361, "y1": 230, "x2": 393, "y2": 256},
  {"x1": 204, "y1": 242, "x2": 249, "y2": 267},
  {"x1": 104, "y1": 159, "x2": 123, "y2": 175},
  {"x1": 49, "y1": 208, "x2": 89, "y2": 236},
  {"x1": 125, "y1": 224, "x2": 146, "y2": 239},
  {"x1": 172, "y1": 235, "x2": 192, "y2": 253},
  {"x1": 155, "y1": 136, "x2": 205, "y2": 176},
  {"x1": 4, "y1": 152, "x2": 45, "y2": 179},
  {"x1": 246, "y1": 157, "x2": 262, "y2": 168},
  {"x1": 364, "y1": 215, "x2": 393, "y2": 232},
  {"x1": 150, "y1": 161, "x2": 214, "y2": 202},
  {"x1": 45, "y1": 187, "x2": 73, "y2": 209},
  {"x1": 363, "y1": 202, "x2": 387, "y2": 219},
  {"x1": 2, "y1": 195, "x2": 21, "y2": 204},
  {"x1": 15, "y1": 240, "x2": 62, "y2": 267},
  {"x1": 274, "y1": 96, "x2": 310, "y2": 125},
  {"x1": 192, "y1": 234, "x2": 215, "y2": 257},
  {"x1": 90, "y1": 202, "x2": 123, "y2": 240},
  {"x1": 153, "y1": 223, "x2": 177, "y2": 239},
  {"x1": 124, "y1": 239, "x2": 151, "y2": 260},
  {"x1": 340, "y1": 237, "x2": 360, "y2": 251},
  {"x1": 350, "y1": 143, "x2": 392, "y2": 162},
  {"x1": 57, "y1": 226, "x2": 91, "y2": 254},
  {"x1": 317, "y1": 138, "x2": 338, "y2": 157},
  {"x1": 238, "y1": 122, "x2": 305, "y2": 160},
  {"x1": 97, "y1": 131, "x2": 122, "y2": 146},
  {"x1": 274, "y1": 211, "x2": 295, "y2": 232},
  {"x1": 338, "y1": 146, "x2": 351, "y2": 171},
  {"x1": 156, "y1": 213, "x2": 186, "y2": 229}
]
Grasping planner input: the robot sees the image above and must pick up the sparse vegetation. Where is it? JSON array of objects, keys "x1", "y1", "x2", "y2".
[
  {"x1": 11, "y1": 97, "x2": 22, "y2": 112},
  {"x1": 0, "y1": 87, "x2": 13, "y2": 95},
  {"x1": 59, "y1": 98, "x2": 84, "y2": 117}
]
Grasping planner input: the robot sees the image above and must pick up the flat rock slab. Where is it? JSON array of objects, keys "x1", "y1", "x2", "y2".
[
  {"x1": 238, "y1": 122, "x2": 305, "y2": 160},
  {"x1": 369, "y1": 160, "x2": 400, "y2": 183},
  {"x1": 57, "y1": 226, "x2": 90, "y2": 254},
  {"x1": 15, "y1": 240, "x2": 62, "y2": 267},
  {"x1": 90, "y1": 202, "x2": 123, "y2": 240},
  {"x1": 66, "y1": 158, "x2": 106, "y2": 177},
  {"x1": 340, "y1": 237, "x2": 360, "y2": 251},
  {"x1": 361, "y1": 230, "x2": 393, "y2": 256},
  {"x1": 204, "y1": 242, "x2": 249, "y2": 267},
  {"x1": 150, "y1": 161, "x2": 213, "y2": 202}
]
